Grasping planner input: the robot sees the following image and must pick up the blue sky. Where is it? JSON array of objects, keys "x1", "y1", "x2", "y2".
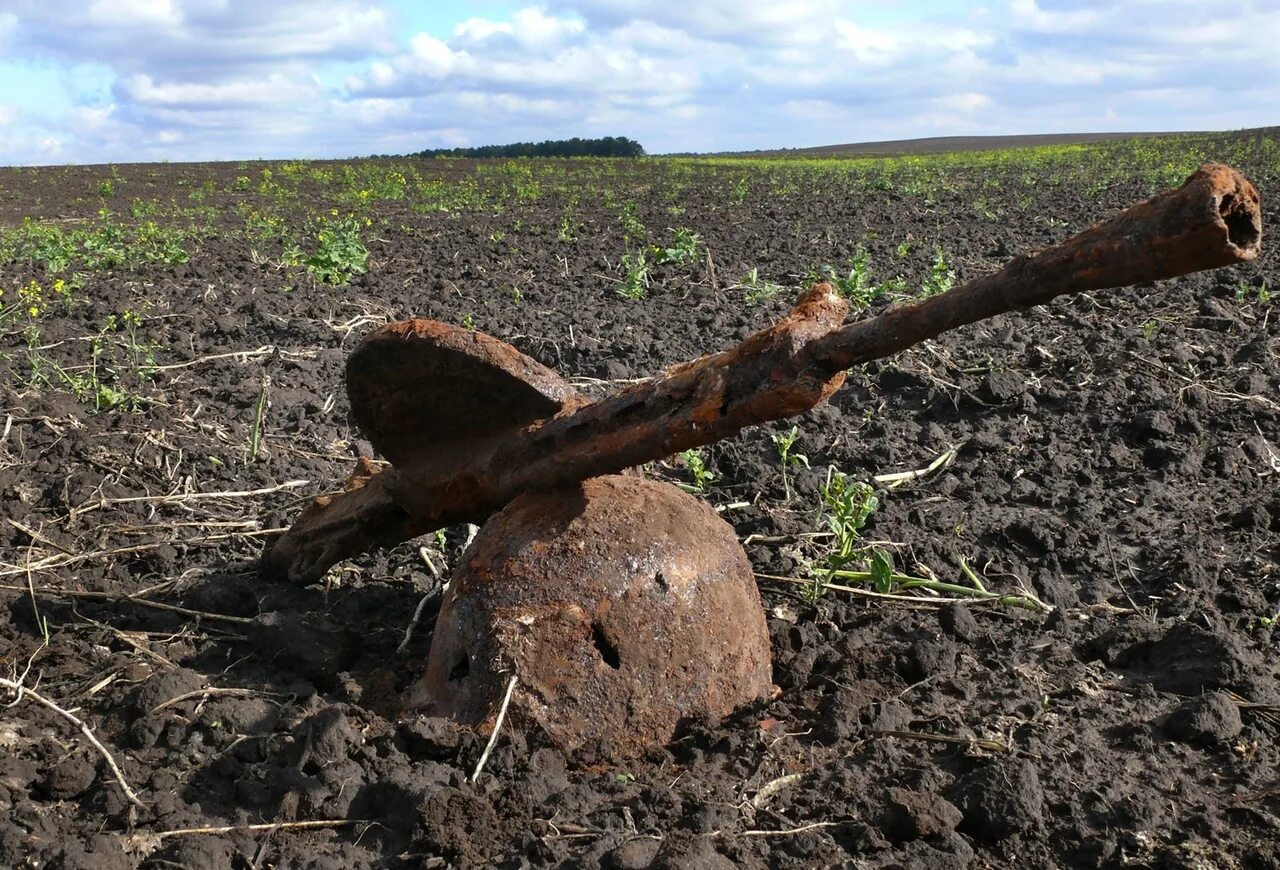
[{"x1": 0, "y1": 0, "x2": 1275, "y2": 165}]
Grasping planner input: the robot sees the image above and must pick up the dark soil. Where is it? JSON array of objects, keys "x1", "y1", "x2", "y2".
[{"x1": 1, "y1": 134, "x2": 1278, "y2": 868}]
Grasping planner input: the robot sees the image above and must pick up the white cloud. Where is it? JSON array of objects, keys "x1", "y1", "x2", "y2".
[
  {"x1": 541, "y1": 1, "x2": 847, "y2": 47},
  {"x1": 88, "y1": 0, "x2": 180, "y2": 27},
  {"x1": 455, "y1": 7, "x2": 584, "y2": 46},
  {"x1": 9, "y1": 0, "x2": 394, "y2": 74},
  {"x1": 1008, "y1": 0, "x2": 1100, "y2": 33},
  {"x1": 0, "y1": 0, "x2": 1276, "y2": 163},
  {"x1": 939, "y1": 92, "x2": 992, "y2": 112},
  {"x1": 833, "y1": 21, "x2": 899, "y2": 65},
  {"x1": 406, "y1": 33, "x2": 469, "y2": 77},
  {"x1": 0, "y1": 12, "x2": 16, "y2": 48},
  {"x1": 783, "y1": 99, "x2": 849, "y2": 122},
  {"x1": 0, "y1": 105, "x2": 16, "y2": 125},
  {"x1": 121, "y1": 73, "x2": 321, "y2": 107}
]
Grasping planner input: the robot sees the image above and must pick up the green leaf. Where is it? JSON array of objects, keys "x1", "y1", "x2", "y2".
[{"x1": 870, "y1": 549, "x2": 895, "y2": 594}]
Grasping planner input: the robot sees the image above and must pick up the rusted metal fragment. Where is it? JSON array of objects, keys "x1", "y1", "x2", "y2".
[
  {"x1": 261, "y1": 164, "x2": 1263, "y2": 584},
  {"x1": 388, "y1": 282, "x2": 850, "y2": 525},
  {"x1": 405, "y1": 475, "x2": 772, "y2": 761},
  {"x1": 258, "y1": 458, "x2": 417, "y2": 583},
  {"x1": 805, "y1": 163, "x2": 1261, "y2": 371},
  {"x1": 347, "y1": 319, "x2": 586, "y2": 467}
]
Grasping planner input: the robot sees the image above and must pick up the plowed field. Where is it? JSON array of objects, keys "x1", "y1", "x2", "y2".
[{"x1": 1, "y1": 133, "x2": 1278, "y2": 868}]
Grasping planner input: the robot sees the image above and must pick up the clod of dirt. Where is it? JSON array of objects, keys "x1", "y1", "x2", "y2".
[
  {"x1": 0, "y1": 757, "x2": 38, "y2": 793},
  {"x1": 417, "y1": 787, "x2": 505, "y2": 867},
  {"x1": 407, "y1": 475, "x2": 772, "y2": 762},
  {"x1": 938, "y1": 603, "x2": 979, "y2": 642},
  {"x1": 1104, "y1": 622, "x2": 1248, "y2": 695},
  {"x1": 129, "y1": 666, "x2": 206, "y2": 716},
  {"x1": 398, "y1": 716, "x2": 463, "y2": 760},
  {"x1": 882, "y1": 787, "x2": 964, "y2": 841},
  {"x1": 1164, "y1": 692, "x2": 1244, "y2": 744},
  {"x1": 249, "y1": 611, "x2": 360, "y2": 685},
  {"x1": 649, "y1": 831, "x2": 737, "y2": 870},
  {"x1": 605, "y1": 837, "x2": 662, "y2": 869},
  {"x1": 39, "y1": 753, "x2": 97, "y2": 801},
  {"x1": 982, "y1": 370, "x2": 1027, "y2": 403},
  {"x1": 952, "y1": 758, "x2": 1045, "y2": 842}
]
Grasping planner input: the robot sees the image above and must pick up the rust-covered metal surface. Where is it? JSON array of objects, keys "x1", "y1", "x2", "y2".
[
  {"x1": 346, "y1": 319, "x2": 586, "y2": 468},
  {"x1": 261, "y1": 163, "x2": 1263, "y2": 585},
  {"x1": 405, "y1": 475, "x2": 772, "y2": 761},
  {"x1": 805, "y1": 163, "x2": 1262, "y2": 371}
]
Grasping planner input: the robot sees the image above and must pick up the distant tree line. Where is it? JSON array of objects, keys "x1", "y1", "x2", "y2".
[{"x1": 412, "y1": 136, "x2": 645, "y2": 159}]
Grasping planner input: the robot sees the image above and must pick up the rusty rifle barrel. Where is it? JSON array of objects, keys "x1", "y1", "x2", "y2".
[{"x1": 804, "y1": 163, "x2": 1261, "y2": 375}]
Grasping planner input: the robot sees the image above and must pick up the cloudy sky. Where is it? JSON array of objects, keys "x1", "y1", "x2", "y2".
[{"x1": 0, "y1": 0, "x2": 1275, "y2": 165}]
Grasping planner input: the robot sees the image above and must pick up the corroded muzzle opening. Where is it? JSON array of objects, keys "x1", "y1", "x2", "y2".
[{"x1": 1219, "y1": 191, "x2": 1262, "y2": 255}]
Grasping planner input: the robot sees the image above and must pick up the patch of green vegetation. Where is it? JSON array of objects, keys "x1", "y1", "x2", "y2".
[
  {"x1": 651, "y1": 227, "x2": 701, "y2": 266},
  {"x1": 617, "y1": 250, "x2": 649, "y2": 300},
  {"x1": 0, "y1": 216, "x2": 188, "y2": 273},
  {"x1": 738, "y1": 267, "x2": 783, "y2": 305},
  {"x1": 558, "y1": 200, "x2": 583, "y2": 242},
  {"x1": 803, "y1": 466, "x2": 1050, "y2": 611},
  {"x1": 1235, "y1": 279, "x2": 1272, "y2": 305},
  {"x1": 817, "y1": 247, "x2": 881, "y2": 308},
  {"x1": 677, "y1": 448, "x2": 716, "y2": 492},
  {"x1": 921, "y1": 247, "x2": 956, "y2": 297},
  {"x1": 284, "y1": 212, "x2": 370, "y2": 286},
  {"x1": 618, "y1": 201, "x2": 646, "y2": 244}
]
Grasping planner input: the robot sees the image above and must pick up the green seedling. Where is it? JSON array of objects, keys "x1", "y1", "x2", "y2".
[
  {"x1": 652, "y1": 227, "x2": 701, "y2": 265},
  {"x1": 285, "y1": 213, "x2": 369, "y2": 285},
  {"x1": 617, "y1": 250, "x2": 649, "y2": 300},
  {"x1": 558, "y1": 202, "x2": 582, "y2": 242},
  {"x1": 619, "y1": 202, "x2": 646, "y2": 243},
  {"x1": 740, "y1": 267, "x2": 783, "y2": 305},
  {"x1": 46, "y1": 310, "x2": 156, "y2": 412},
  {"x1": 921, "y1": 247, "x2": 955, "y2": 296},
  {"x1": 246, "y1": 371, "x2": 270, "y2": 463},
  {"x1": 771, "y1": 425, "x2": 809, "y2": 499},
  {"x1": 1235, "y1": 280, "x2": 1272, "y2": 305},
  {"x1": 818, "y1": 469, "x2": 879, "y2": 574},
  {"x1": 821, "y1": 247, "x2": 881, "y2": 309},
  {"x1": 822, "y1": 554, "x2": 1051, "y2": 613},
  {"x1": 678, "y1": 448, "x2": 716, "y2": 492},
  {"x1": 802, "y1": 466, "x2": 1050, "y2": 610}
]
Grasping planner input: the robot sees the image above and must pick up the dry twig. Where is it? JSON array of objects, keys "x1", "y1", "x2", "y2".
[
  {"x1": 0, "y1": 675, "x2": 144, "y2": 808},
  {"x1": 471, "y1": 674, "x2": 518, "y2": 782}
]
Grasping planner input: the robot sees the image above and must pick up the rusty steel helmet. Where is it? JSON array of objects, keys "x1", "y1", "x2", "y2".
[{"x1": 406, "y1": 474, "x2": 772, "y2": 761}]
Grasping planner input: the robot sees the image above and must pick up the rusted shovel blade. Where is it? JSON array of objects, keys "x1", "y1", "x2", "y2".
[{"x1": 346, "y1": 320, "x2": 584, "y2": 467}]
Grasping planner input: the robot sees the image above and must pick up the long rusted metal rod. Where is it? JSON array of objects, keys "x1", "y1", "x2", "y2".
[
  {"x1": 262, "y1": 164, "x2": 1260, "y2": 584},
  {"x1": 805, "y1": 163, "x2": 1260, "y2": 372}
]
